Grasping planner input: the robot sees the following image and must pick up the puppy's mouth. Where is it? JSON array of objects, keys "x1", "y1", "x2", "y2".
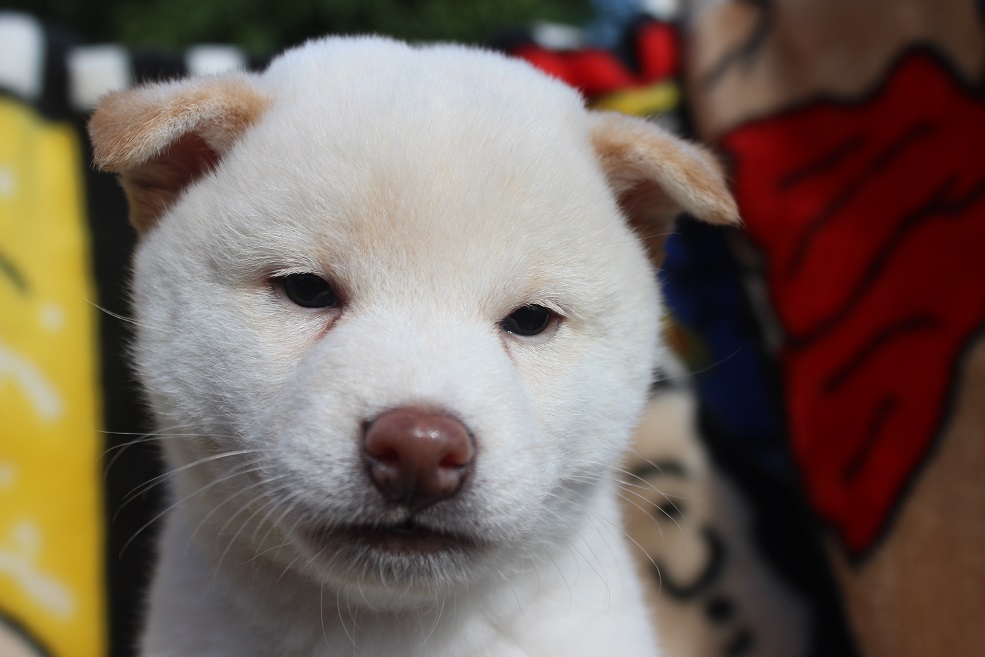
[{"x1": 313, "y1": 520, "x2": 477, "y2": 556}]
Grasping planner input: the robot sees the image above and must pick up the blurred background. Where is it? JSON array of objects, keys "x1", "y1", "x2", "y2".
[
  {"x1": 13, "y1": 0, "x2": 593, "y2": 50},
  {"x1": 2, "y1": 2, "x2": 983, "y2": 657}
]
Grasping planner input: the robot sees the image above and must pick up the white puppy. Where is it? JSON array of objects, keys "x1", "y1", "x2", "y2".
[{"x1": 89, "y1": 37, "x2": 737, "y2": 657}]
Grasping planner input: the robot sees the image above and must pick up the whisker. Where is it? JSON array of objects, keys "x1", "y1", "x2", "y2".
[
  {"x1": 83, "y1": 298, "x2": 153, "y2": 329},
  {"x1": 563, "y1": 469, "x2": 686, "y2": 526},
  {"x1": 628, "y1": 229, "x2": 681, "y2": 246},
  {"x1": 611, "y1": 477, "x2": 690, "y2": 500},
  {"x1": 275, "y1": 552, "x2": 306, "y2": 585},
  {"x1": 100, "y1": 427, "x2": 215, "y2": 478},
  {"x1": 245, "y1": 541, "x2": 293, "y2": 563},
  {"x1": 420, "y1": 597, "x2": 444, "y2": 648},
  {"x1": 212, "y1": 474, "x2": 291, "y2": 579},
  {"x1": 114, "y1": 449, "x2": 259, "y2": 521},
  {"x1": 254, "y1": 490, "x2": 304, "y2": 551},
  {"x1": 615, "y1": 489, "x2": 671, "y2": 537},
  {"x1": 119, "y1": 461, "x2": 262, "y2": 558},
  {"x1": 240, "y1": 482, "x2": 295, "y2": 544},
  {"x1": 337, "y1": 584, "x2": 356, "y2": 648},
  {"x1": 588, "y1": 509, "x2": 663, "y2": 597},
  {"x1": 541, "y1": 490, "x2": 613, "y2": 599},
  {"x1": 185, "y1": 467, "x2": 279, "y2": 552},
  {"x1": 658, "y1": 347, "x2": 743, "y2": 382},
  {"x1": 320, "y1": 582, "x2": 331, "y2": 653}
]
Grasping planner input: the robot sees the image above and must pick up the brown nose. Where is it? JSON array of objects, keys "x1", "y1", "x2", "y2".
[{"x1": 362, "y1": 408, "x2": 474, "y2": 511}]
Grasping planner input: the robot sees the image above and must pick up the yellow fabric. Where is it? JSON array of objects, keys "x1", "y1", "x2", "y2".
[
  {"x1": 590, "y1": 81, "x2": 680, "y2": 116},
  {"x1": 0, "y1": 98, "x2": 106, "y2": 657}
]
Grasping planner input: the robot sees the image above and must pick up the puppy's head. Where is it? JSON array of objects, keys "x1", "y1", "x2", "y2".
[{"x1": 90, "y1": 37, "x2": 736, "y2": 605}]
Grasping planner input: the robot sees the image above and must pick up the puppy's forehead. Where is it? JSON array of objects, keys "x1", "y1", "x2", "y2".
[
  {"x1": 246, "y1": 38, "x2": 598, "y2": 206},
  {"x1": 207, "y1": 38, "x2": 622, "y2": 294},
  {"x1": 260, "y1": 37, "x2": 586, "y2": 128}
]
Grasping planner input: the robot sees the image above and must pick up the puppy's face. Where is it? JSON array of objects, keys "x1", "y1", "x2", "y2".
[{"x1": 89, "y1": 38, "x2": 736, "y2": 604}]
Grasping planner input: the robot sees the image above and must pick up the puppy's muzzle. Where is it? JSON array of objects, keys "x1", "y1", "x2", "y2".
[{"x1": 363, "y1": 409, "x2": 474, "y2": 511}]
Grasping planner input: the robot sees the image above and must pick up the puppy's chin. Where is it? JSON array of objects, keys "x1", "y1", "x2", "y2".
[{"x1": 290, "y1": 517, "x2": 490, "y2": 600}]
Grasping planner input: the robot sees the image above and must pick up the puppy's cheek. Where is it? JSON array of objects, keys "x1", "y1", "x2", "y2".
[
  {"x1": 515, "y1": 328, "x2": 658, "y2": 466},
  {"x1": 254, "y1": 351, "x2": 371, "y2": 490},
  {"x1": 132, "y1": 237, "x2": 319, "y2": 434},
  {"x1": 138, "y1": 305, "x2": 291, "y2": 432}
]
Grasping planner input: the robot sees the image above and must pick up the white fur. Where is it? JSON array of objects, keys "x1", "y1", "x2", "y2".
[{"x1": 110, "y1": 37, "x2": 718, "y2": 657}]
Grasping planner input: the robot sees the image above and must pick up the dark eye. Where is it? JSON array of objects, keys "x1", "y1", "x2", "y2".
[
  {"x1": 280, "y1": 273, "x2": 339, "y2": 309},
  {"x1": 501, "y1": 305, "x2": 553, "y2": 336}
]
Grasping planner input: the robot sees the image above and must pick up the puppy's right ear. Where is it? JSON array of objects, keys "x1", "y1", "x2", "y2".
[{"x1": 88, "y1": 74, "x2": 269, "y2": 233}]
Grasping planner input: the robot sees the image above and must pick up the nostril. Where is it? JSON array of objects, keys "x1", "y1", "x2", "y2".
[
  {"x1": 438, "y1": 441, "x2": 474, "y2": 468},
  {"x1": 439, "y1": 454, "x2": 463, "y2": 468},
  {"x1": 373, "y1": 446, "x2": 400, "y2": 463}
]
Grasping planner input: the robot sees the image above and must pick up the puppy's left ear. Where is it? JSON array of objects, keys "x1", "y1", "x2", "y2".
[{"x1": 589, "y1": 111, "x2": 740, "y2": 265}]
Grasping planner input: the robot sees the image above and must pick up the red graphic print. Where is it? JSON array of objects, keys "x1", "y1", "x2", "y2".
[{"x1": 721, "y1": 51, "x2": 985, "y2": 555}]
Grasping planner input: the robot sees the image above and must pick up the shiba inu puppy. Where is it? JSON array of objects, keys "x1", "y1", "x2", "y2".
[{"x1": 89, "y1": 36, "x2": 737, "y2": 657}]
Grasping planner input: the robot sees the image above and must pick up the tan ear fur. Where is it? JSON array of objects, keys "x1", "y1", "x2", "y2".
[
  {"x1": 88, "y1": 74, "x2": 269, "y2": 232},
  {"x1": 589, "y1": 111, "x2": 740, "y2": 265}
]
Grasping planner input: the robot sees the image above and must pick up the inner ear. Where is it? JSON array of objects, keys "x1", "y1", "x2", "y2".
[
  {"x1": 613, "y1": 179, "x2": 686, "y2": 267},
  {"x1": 121, "y1": 133, "x2": 221, "y2": 233}
]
